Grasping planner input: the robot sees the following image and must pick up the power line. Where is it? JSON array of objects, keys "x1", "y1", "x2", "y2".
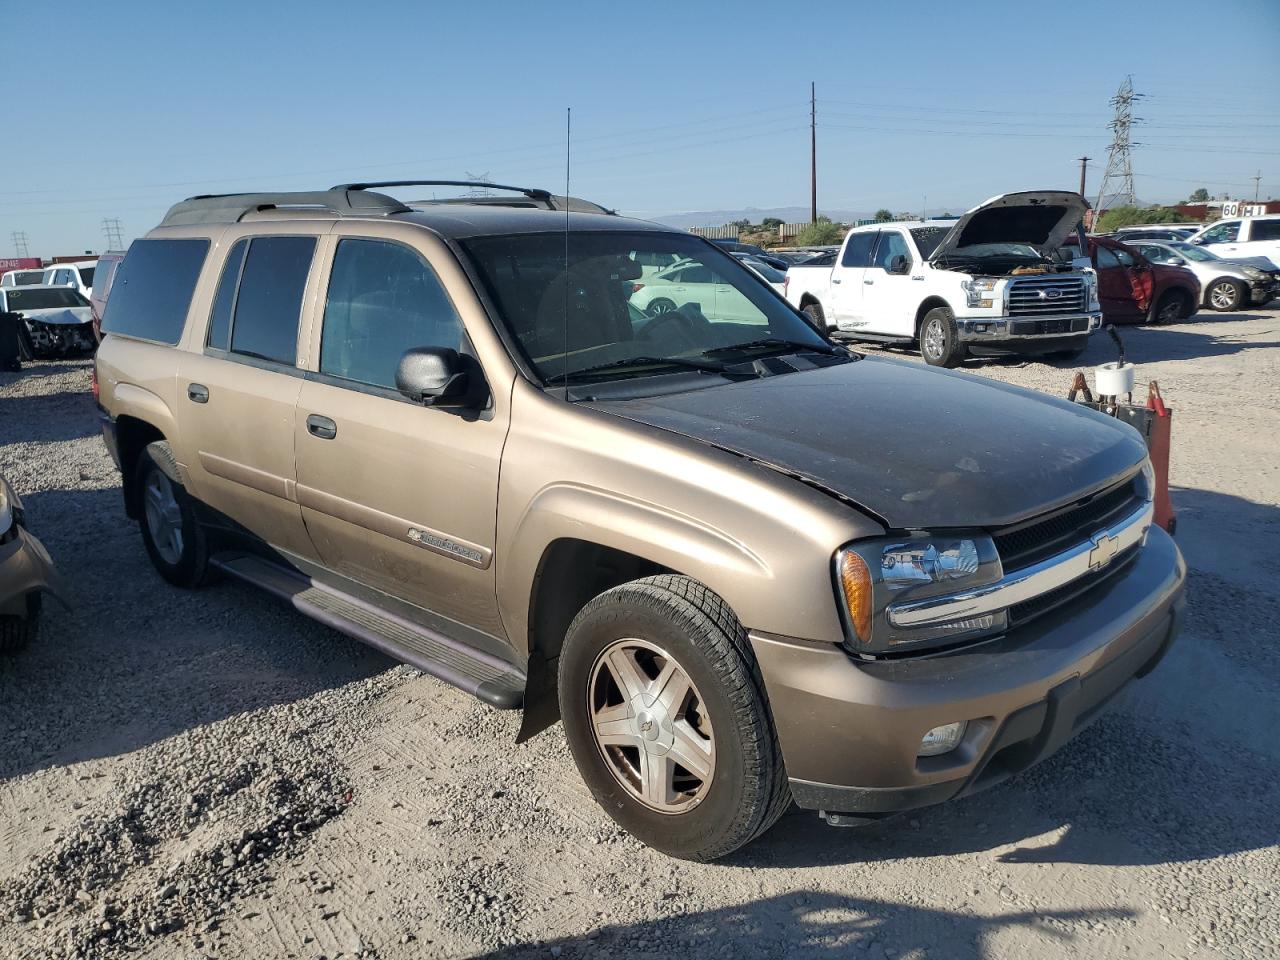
[{"x1": 1096, "y1": 76, "x2": 1143, "y2": 210}]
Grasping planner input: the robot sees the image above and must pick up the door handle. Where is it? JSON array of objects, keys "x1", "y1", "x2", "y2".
[
  {"x1": 832, "y1": 277, "x2": 842, "y2": 284},
  {"x1": 187, "y1": 383, "x2": 209, "y2": 404},
  {"x1": 864, "y1": 279, "x2": 875, "y2": 285},
  {"x1": 306, "y1": 414, "x2": 337, "y2": 440}
]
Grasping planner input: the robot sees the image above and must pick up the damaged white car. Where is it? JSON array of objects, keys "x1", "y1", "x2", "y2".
[
  {"x1": 0, "y1": 285, "x2": 96, "y2": 358},
  {"x1": 784, "y1": 191, "x2": 1103, "y2": 366}
]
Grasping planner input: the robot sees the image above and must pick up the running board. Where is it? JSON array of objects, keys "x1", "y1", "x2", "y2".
[
  {"x1": 210, "y1": 553, "x2": 525, "y2": 709},
  {"x1": 832, "y1": 332, "x2": 915, "y2": 346}
]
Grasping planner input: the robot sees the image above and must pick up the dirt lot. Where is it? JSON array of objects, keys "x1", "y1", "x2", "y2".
[{"x1": 2, "y1": 308, "x2": 1278, "y2": 960}]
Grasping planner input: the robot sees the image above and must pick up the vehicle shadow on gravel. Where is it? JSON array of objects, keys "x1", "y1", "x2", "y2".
[
  {"x1": 0, "y1": 485, "x2": 394, "y2": 783},
  {"x1": 469, "y1": 892, "x2": 1134, "y2": 959},
  {"x1": 0, "y1": 388, "x2": 101, "y2": 444}
]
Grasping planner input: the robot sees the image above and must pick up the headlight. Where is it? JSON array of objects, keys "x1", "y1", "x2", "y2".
[
  {"x1": 1241, "y1": 266, "x2": 1266, "y2": 281},
  {"x1": 1084, "y1": 271, "x2": 1100, "y2": 310},
  {"x1": 960, "y1": 278, "x2": 997, "y2": 309},
  {"x1": 1138, "y1": 459, "x2": 1156, "y2": 503},
  {"x1": 836, "y1": 533, "x2": 1005, "y2": 654}
]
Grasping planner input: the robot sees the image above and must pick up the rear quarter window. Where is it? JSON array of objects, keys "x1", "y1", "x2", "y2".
[
  {"x1": 1250, "y1": 219, "x2": 1280, "y2": 242},
  {"x1": 101, "y1": 239, "x2": 210, "y2": 344}
]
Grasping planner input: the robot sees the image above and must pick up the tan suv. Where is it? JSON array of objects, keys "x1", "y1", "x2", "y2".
[{"x1": 95, "y1": 182, "x2": 1186, "y2": 861}]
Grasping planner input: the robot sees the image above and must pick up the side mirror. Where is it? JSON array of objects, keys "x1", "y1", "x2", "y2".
[
  {"x1": 888, "y1": 254, "x2": 910, "y2": 275},
  {"x1": 1168, "y1": 257, "x2": 1186, "y2": 266},
  {"x1": 396, "y1": 347, "x2": 484, "y2": 408}
]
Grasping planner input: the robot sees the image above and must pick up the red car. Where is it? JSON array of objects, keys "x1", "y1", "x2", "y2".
[{"x1": 1064, "y1": 236, "x2": 1200, "y2": 325}]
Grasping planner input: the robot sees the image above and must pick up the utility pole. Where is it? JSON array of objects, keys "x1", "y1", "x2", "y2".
[
  {"x1": 1095, "y1": 76, "x2": 1143, "y2": 213},
  {"x1": 1253, "y1": 171, "x2": 1263, "y2": 202},
  {"x1": 1077, "y1": 156, "x2": 1091, "y2": 197},
  {"x1": 101, "y1": 218, "x2": 125, "y2": 251},
  {"x1": 11, "y1": 231, "x2": 29, "y2": 257},
  {"x1": 810, "y1": 81, "x2": 817, "y2": 224}
]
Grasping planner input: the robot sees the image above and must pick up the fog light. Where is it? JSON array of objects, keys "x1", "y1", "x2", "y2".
[{"x1": 918, "y1": 721, "x2": 967, "y2": 757}]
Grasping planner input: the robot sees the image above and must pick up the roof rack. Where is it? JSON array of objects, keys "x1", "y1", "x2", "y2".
[
  {"x1": 158, "y1": 189, "x2": 410, "y2": 227},
  {"x1": 335, "y1": 180, "x2": 616, "y2": 216}
]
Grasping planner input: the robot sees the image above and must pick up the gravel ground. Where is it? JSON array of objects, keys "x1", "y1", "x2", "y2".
[{"x1": 1, "y1": 308, "x2": 1278, "y2": 960}]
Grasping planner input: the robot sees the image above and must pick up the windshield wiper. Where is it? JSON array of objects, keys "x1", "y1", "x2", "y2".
[
  {"x1": 701, "y1": 337, "x2": 847, "y2": 358},
  {"x1": 544, "y1": 355, "x2": 743, "y2": 385}
]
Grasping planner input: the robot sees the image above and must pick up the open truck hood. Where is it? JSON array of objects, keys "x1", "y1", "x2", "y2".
[
  {"x1": 589, "y1": 356, "x2": 1146, "y2": 530},
  {"x1": 930, "y1": 190, "x2": 1090, "y2": 262}
]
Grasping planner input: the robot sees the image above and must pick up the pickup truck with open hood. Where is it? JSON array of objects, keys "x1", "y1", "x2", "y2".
[{"x1": 784, "y1": 191, "x2": 1102, "y2": 367}]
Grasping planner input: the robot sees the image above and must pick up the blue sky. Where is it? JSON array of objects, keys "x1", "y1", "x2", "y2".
[{"x1": 6, "y1": 0, "x2": 1279, "y2": 254}]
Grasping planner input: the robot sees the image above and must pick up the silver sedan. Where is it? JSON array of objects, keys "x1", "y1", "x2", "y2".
[{"x1": 1126, "y1": 240, "x2": 1276, "y2": 311}]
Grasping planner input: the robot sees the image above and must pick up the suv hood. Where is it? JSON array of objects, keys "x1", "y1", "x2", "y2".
[
  {"x1": 589, "y1": 356, "x2": 1146, "y2": 530},
  {"x1": 931, "y1": 190, "x2": 1090, "y2": 262}
]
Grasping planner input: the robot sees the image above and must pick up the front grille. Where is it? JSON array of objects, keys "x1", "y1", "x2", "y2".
[
  {"x1": 1007, "y1": 275, "x2": 1086, "y2": 316},
  {"x1": 994, "y1": 478, "x2": 1141, "y2": 573},
  {"x1": 1009, "y1": 545, "x2": 1139, "y2": 624}
]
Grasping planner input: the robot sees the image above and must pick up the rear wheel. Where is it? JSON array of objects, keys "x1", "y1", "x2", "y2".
[
  {"x1": 801, "y1": 301, "x2": 828, "y2": 334},
  {"x1": 919, "y1": 306, "x2": 966, "y2": 367},
  {"x1": 1149, "y1": 289, "x2": 1190, "y2": 325},
  {"x1": 1206, "y1": 278, "x2": 1245, "y2": 312},
  {"x1": 135, "y1": 441, "x2": 210, "y2": 588},
  {"x1": 558, "y1": 575, "x2": 790, "y2": 861},
  {"x1": 646, "y1": 298, "x2": 677, "y2": 318}
]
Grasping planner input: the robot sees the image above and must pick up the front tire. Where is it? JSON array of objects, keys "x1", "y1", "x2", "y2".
[
  {"x1": 135, "y1": 441, "x2": 210, "y2": 588},
  {"x1": 0, "y1": 596, "x2": 40, "y2": 654},
  {"x1": 646, "y1": 298, "x2": 677, "y2": 318},
  {"x1": 1206, "y1": 278, "x2": 1245, "y2": 312},
  {"x1": 1149, "y1": 289, "x2": 1189, "y2": 325},
  {"x1": 558, "y1": 575, "x2": 790, "y2": 861},
  {"x1": 919, "y1": 306, "x2": 966, "y2": 367}
]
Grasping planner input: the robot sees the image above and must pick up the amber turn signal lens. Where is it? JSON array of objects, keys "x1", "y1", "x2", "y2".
[{"x1": 839, "y1": 551, "x2": 873, "y2": 645}]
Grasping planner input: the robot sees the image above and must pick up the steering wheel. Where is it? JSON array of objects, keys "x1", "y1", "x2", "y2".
[{"x1": 638, "y1": 306, "x2": 708, "y2": 346}]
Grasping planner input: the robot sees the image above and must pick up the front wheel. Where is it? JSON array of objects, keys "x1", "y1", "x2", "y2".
[
  {"x1": 558, "y1": 575, "x2": 790, "y2": 861},
  {"x1": 1149, "y1": 290, "x2": 1189, "y2": 325},
  {"x1": 1206, "y1": 278, "x2": 1245, "y2": 312},
  {"x1": 919, "y1": 306, "x2": 966, "y2": 367},
  {"x1": 135, "y1": 441, "x2": 210, "y2": 588},
  {"x1": 0, "y1": 596, "x2": 40, "y2": 654},
  {"x1": 646, "y1": 298, "x2": 677, "y2": 318}
]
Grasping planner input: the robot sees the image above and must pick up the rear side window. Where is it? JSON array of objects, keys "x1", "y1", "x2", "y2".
[
  {"x1": 228, "y1": 236, "x2": 315, "y2": 365},
  {"x1": 101, "y1": 238, "x2": 210, "y2": 344},
  {"x1": 320, "y1": 239, "x2": 463, "y2": 389},
  {"x1": 841, "y1": 232, "x2": 876, "y2": 267},
  {"x1": 206, "y1": 239, "x2": 248, "y2": 351},
  {"x1": 1250, "y1": 219, "x2": 1280, "y2": 241}
]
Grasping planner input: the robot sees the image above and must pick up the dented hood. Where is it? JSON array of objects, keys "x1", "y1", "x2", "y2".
[
  {"x1": 930, "y1": 190, "x2": 1090, "y2": 261},
  {"x1": 17, "y1": 306, "x2": 92, "y2": 326},
  {"x1": 589, "y1": 356, "x2": 1146, "y2": 530}
]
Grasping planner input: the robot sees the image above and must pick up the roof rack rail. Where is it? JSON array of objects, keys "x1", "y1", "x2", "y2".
[
  {"x1": 334, "y1": 180, "x2": 616, "y2": 216},
  {"x1": 158, "y1": 189, "x2": 410, "y2": 227}
]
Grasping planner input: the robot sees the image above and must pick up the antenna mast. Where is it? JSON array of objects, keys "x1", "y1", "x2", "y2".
[{"x1": 1095, "y1": 76, "x2": 1143, "y2": 214}]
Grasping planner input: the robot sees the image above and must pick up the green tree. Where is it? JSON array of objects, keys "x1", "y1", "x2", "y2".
[
  {"x1": 761, "y1": 217, "x2": 784, "y2": 230},
  {"x1": 795, "y1": 221, "x2": 845, "y2": 245},
  {"x1": 1187, "y1": 187, "x2": 1210, "y2": 203},
  {"x1": 1095, "y1": 206, "x2": 1193, "y2": 233},
  {"x1": 874, "y1": 208, "x2": 894, "y2": 222}
]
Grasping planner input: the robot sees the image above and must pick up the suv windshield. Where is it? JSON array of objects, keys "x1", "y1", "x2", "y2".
[
  {"x1": 5, "y1": 288, "x2": 88, "y2": 309},
  {"x1": 462, "y1": 231, "x2": 830, "y2": 383}
]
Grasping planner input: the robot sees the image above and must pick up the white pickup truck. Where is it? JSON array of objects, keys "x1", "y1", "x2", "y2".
[
  {"x1": 1186, "y1": 214, "x2": 1280, "y2": 269},
  {"x1": 783, "y1": 191, "x2": 1102, "y2": 366}
]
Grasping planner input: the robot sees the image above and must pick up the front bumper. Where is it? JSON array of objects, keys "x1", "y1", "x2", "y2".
[
  {"x1": 23, "y1": 318, "x2": 96, "y2": 356},
  {"x1": 750, "y1": 526, "x2": 1185, "y2": 816},
  {"x1": 1248, "y1": 282, "x2": 1276, "y2": 305},
  {"x1": 955, "y1": 312, "x2": 1101, "y2": 348}
]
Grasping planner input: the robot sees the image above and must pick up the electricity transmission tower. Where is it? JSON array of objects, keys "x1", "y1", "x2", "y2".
[
  {"x1": 1094, "y1": 76, "x2": 1144, "y2": 213},
  {"x1": 11, "y1": 231, "x2": 29, "y2": 257},
  {"x1": 102, "y1": 218, "x2": 125, "y2": 250},
  {"x1": 463, "y1": 172, "x2": 493, "y2": 198}
]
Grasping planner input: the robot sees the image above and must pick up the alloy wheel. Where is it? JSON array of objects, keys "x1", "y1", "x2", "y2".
[
  {"x1": 1209, "y1": 282, "x2": 1239, "y2": 311},
  {"x1": 143, "y1": 470, "x2": 185, "y2": 565},
  {"x1": 923, "y1": 317, "x2": 945, "y2": 360},
  {"x1": 587, "y1": 638, "x2": 715, "y2": 813}
]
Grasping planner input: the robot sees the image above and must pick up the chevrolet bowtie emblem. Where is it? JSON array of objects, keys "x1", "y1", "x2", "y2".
[{"x1": 1088, "y1": 531, "x2": 1120, "y2": 570}]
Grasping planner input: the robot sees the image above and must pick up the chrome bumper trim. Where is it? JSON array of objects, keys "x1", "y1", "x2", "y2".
[
  {"x1": 887, "y1": 499, "x2": 1154, "y2": 629},
  {"x1": 955, "y1": 313, "x2": 1102, "y2": 341}
]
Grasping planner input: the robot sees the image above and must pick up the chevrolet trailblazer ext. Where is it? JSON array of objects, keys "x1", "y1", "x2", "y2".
[
  {"x1": 784, "y1": 191, "x2": 1103, "y2": 366},
  {"x1": 95, "y1": 182, "x2": 1184, "y2": 861}
]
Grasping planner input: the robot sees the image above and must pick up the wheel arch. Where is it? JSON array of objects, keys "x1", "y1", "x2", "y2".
[
  {"x1": 115, "y1": 415, "x2": 167, "y2": 519},
  {"x1": 914, "y1": 296, "x2": 953, "y2": 338}
]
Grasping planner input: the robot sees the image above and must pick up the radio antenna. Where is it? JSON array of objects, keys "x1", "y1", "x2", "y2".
[{"x1": 563, "y1": 106, "x2": 571, "y2": 392}]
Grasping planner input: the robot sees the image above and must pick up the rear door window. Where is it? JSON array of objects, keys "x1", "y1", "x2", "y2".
[
  {"x1": 100, "y1": 238, "x2": 210, "y2": 344},
  {"x1": 228, "y1": 236, "x2": 316, "y2": 365},
  {"x1": 1250, "y1": 219, "x2": 1280, "y2": 241},
  {"x1": 319, "y1": 239, "x2": 463, "y2": 390},
  {"x1": 206, "y1": 239, "x2": 248, "y2": 351},
  {"x1": 840, "y1": 232, "x2": 876, "y2": 268}
]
